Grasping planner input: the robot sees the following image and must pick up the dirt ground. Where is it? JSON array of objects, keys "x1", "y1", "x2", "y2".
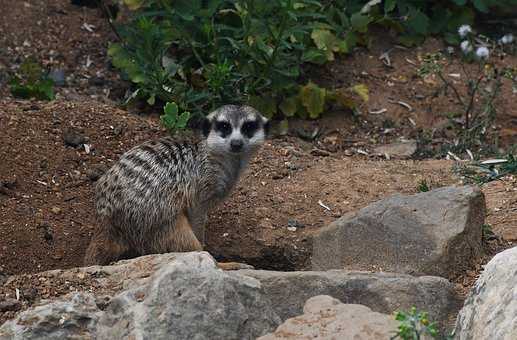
[{"x1": 0, "y1": 0, "x2": 516, "y2": 325}]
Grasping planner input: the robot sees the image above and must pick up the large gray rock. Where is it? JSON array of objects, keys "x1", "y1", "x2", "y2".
[
  {"x1": 234, "y1": 269, "x2": 460, "y2": 333},
  {"x1": 97, "y1": 252, "x2": 281, "y2": 340},
  {"x1": 454, "y1": 246, "x2": 517, "y2": 340},
  {"x1": 1, "y1": 252, "x2": 281, "y2": 340},
  {"x1": 312, "y1": 186, "x2": 485, "y2": 278},
  {"x1": 259, "y1": 295, "x2": 399, "y2": 340},
  {"x1": 0, "y1": 293, "x2": 100, "y2": 340}
]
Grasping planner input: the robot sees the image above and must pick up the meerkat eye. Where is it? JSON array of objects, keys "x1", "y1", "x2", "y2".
[
  {"x1": 241, "y1": 120, "x2": 259, "y2": 138},
  {"x1": 215, "y1": 121, "x2": 232, "y2": 137}
]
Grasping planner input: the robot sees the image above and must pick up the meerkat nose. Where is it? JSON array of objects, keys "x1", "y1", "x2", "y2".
[{"x1": 230, "y1": 139, "x2": 244, "y2": 152}]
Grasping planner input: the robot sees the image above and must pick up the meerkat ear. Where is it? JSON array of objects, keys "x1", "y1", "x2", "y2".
[{"x1": 202, "y1": 117, "x2": 212, "y2": 137}]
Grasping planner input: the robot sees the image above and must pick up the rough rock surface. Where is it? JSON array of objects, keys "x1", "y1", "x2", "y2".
[
  {"x1": 259, "y1": 295, "x2": 399, "y2": 340},
  {"x1": 454, "y1": 246, "x2": 517, "y2": 340},
  {"x1": 312, "y1": 186, "x2": 485, "y2": 277},
  {"x1": 234, "y1": 269, "x2": 460, "y2": 332},
  {"x1": 1, "y1": 252, "x2": 281, "y2": 340},
  {"x1": 96, "y1": 253, "x2": 281, "y2": 340},
  {"x1": 0, "y1": 293, "x2": 100, "y2": 340}
]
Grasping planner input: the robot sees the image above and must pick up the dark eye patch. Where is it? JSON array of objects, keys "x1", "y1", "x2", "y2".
[
  {"x1": 215, "y1": 120, "x2": 232, "y2": 137},
  {"x1": 241, "y1": 120, "x2": 259, "y2": 138}
]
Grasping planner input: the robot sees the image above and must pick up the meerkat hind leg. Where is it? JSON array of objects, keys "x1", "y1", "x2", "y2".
[
  {"x1": 179, "y1": 212, "x2": 254, "y2": 270},
  {"x1": 157, "y1": 212, "x2": 204, "y2": 253}
]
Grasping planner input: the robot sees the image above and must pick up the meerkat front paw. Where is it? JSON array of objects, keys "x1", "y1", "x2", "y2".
[{"x1": 217, "y1": 261, "x2": 255, "y2": 270}]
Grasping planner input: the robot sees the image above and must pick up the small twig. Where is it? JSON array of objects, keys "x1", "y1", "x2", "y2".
[
  {"x1": 388, "y1": 99, "x2": 413, "y2": 111},
  {"x1": 369, "y1": 108, "x2": 387, "y2": 114},
  {"x1": 97, "y1": 0, "x2": 122, "y2": 41},
  {"x1": 436, "y1": 71, "x2": 465, "y2": 108},
  {"x1": 405, "y1": 58, "x2": 417, "y2": 67},
  {"x1": 465, "y1": 72, "x2": 485, "y2": 129},
  {"x1": 318, "y1": 200, "x2": 331, "y2": 211}
]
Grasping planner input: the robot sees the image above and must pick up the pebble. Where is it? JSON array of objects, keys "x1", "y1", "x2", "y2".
[
  {"x1": 310, "y1": 148, "x2": 330, "y2": 157},
  {"x1": 48, "y1": 69, "x2": 66, "y2": 86},
  {"x1": 0, "y1": 298, "x2": 21, "y2": 312},
  {"x1": 63, "y1": 128, "x2": 86, "y2": 147},
  {"x1": 0, "y1": 267, "x2": 7, "y2": 285},
  {"x1": 86, "y1": 164, "x2": 107, "y2": 181},
  {"x1": 288, "y1": 219, "x2": 305, "y2": 229}
]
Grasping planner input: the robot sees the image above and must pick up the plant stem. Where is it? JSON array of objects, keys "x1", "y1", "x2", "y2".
[
  {"x1": 464, "y1": 73, "x2": 484, "y2": 129},
  {"x1": 96, "y1": 0, "x2": 122, "y2": 41},
  {"x1": 436, "y1": 71, "x2": 465, "y2": 108}
]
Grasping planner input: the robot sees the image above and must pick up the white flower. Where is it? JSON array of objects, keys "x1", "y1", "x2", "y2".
[
  {"x1": 458, "y1": 25, "x2": 472, "y2": 38},
  {"x1": 475, "y1": 46, "x2": 490, "y2": 60},
  {"x1": 460, "y1": 40, "x2": 473, "y2": 54},
  {"x1": 500, "y1": 34, "x2": 514, "y2": 45},
  {"x1": 447, "y1": 46, "x2": 455, "y2": 54}
]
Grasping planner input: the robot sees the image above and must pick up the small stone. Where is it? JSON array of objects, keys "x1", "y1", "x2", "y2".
[
  {"x1": 24, "y1": 288, "x2": 38, "y2": 302},
  {"x1": 287, "y1": 226, "x2": 297, "y2": 232},
  {"x1": 95, "y1": 295, "x2": 112, "y2": 310},
  {"x1": 2, "y1": 177, "x2": 17, "y2": 189},
  {"x1": 63, "y1": 128, "x2": 86, "y2": 147},
  {"x1": 0, "y1": 298, "x2": 21, "y2": 312},
  {"x1": 0, "y1": 267, "x2": 7, "y2": 285},
  {"x1": 48, "y1": 69, "x2": 65, "y2": 86},
  {"x1": 38, "y1": 222, "x2": 54, "y2": 243},
  {"x1": 88, "y1": 77, "x2": 106, "y2": 86},
  {"x1": 288, "y1": 219, "x2": 304, "y2": 229},
  {"x1": 310, "y1": 148, "x2": 330, "y2": 157},
  {"x1": 272, "y1": 171, "x2": 288, "y2": 180},
  {"x1": 284, "y1": 162, "x2": 299, "y2": 170},
  {"x1": 52, "y1": 252, "x2": 63, "y2": 260},
  {"x1": 113, "y1": 125, "x2": 124, "y2": 136},
  {"x1": 51, "y1": 207, "x2": 62, "y2": 214}
]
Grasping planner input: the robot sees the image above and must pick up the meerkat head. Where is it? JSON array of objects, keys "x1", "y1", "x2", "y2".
[{"x1": 202, "y1": 105, "x2": 269, "y2": 156}]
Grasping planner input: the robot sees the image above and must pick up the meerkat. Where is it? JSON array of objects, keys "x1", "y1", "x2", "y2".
[{"x1": 84, "y1": 105, "x2": 269, "y2": 269}]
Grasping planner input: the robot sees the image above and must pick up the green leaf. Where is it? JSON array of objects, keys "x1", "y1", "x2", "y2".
[
  {"x1": 352, "y1": 84, "x2": 369, "y2": 102},
  {"x1": 176, "y1": 111, "x2": 191, "y2": 129},
  {"x1": 406, "y1": 9, "x2": 429, "y2": 35},
  {"x1": 279, "y1": 96, "x2": 299, "y2": 117},
  {"x1": 384, "y1": 0, "x2": 397, "y2": 13},
  {"x1": 473, "y1": 0, "x2": 489, "y2": 12},
  {"x1": 350, "y1": 13, "x2": 371, "y2": 33},
  {"x1": 38, "y1": 79, "x2": 55, "y2": 100},
  {"x1": 123, "y1": 0, "x2": 145, "y2": 10},
  {"x1": 276, "y1": 119, "x2": 289, "y2": 136},
  {"x1": 147, "y1": 95, "x2": 156, "y2": 105},
  {"x1": 302, "y1": 49, "x2": 328, "y2": 64},
  {"x1": 311, "y1": 29, "x2": 347, "y2": 61},
  {"x1": 164, "y1": 102, "x2": 179, "y2": 116},
  {"x1": 299, "y1": 82, "x2": 326, "y2": 119},
  {"x1": 248, "y1": 96, "x2": 277, "y2": 118},
  {"x1": 398, "y1": 34, "x2": 425, "y2": 47}
]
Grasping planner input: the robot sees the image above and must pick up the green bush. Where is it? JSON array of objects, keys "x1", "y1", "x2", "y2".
[
  {"x1": 108, "y1": 0, "x2": 517, "y2": 128},
  {"x1": 109, "y1": 0, "x2": 372, "y2": 120},
  {"x1": 9, "y1": 58, "x2": 54, "y2": 101}
]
